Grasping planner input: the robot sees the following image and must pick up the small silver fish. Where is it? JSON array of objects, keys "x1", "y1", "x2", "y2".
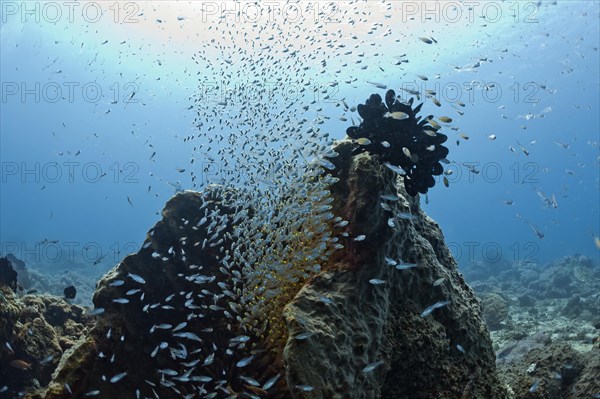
[
  {"x1": 397, "y1": 212, "x2": 417, "y2": 220},
  {"x1": 39, "y1": 355, "x2": 54, "y2": 365},
  {"x1": 380, "y1": 202, "x2": 392, "y2": 211},
  {"x1": 384, "y1": 163, "x2": 406, "y2": 175},
  {"x1": 150, "y1": 346, "x2": 160, "y2": 358},
  {"x1": 433, "y1": 277, "x2": 445, "y2": 286},
  {"x1": 529, "y1": 380, "x2": 539, "y2": 392},
  {"x1": 385, "y1": 111, "x2": 409, "y2": 120},
  {"x1": 369, "y1": 279, "x2": 385, "y2": 285},
  {"x1": 420, "y1": 300, "x2": 451, "y2": 317},
  {"x1": 128, "y1": 273, "x2": 146, "y2": 284},
  {"x1": 262, "y1": 373, "x2": 281, "y2": 390},
  {"x1": 155, "y1": 324, "x2": 172, "y2": 330},
  {"x1": 110, "y1": 372, "x2": 128, "y2": 383},
  {"x1": 294, "y1": 332, "x2": 315, "y2": 340},
  {"x1": 367, "y1": 81, "x2": 387, "y2": 89},
  {"x1": 317, "y1": 295, "x2": 333, "y2": 304},
  {"x1": 318, "y1": 158, "x2": 336, "y2": 170},
  {"x1": 88, "y1": 308, "x2": 104, "y2": 316},
  {"x1": 395, "y1": 262, "x2": 418, "y2": 270},
  {"x1": 239, "y1": 376, "x2": 260, "y2": 386},
  {"x1": 236, "y1": 355, "x2": 254, "y2": 368},
  {"x1": 362, "y1": 360, "x2": 384, "y2": 373},
  {"x1": 173, "y1": 332, "x2": 203, "y2": 342},
  {"x1": 157, "y1": 369, "x2": 178, "y2": 376}
]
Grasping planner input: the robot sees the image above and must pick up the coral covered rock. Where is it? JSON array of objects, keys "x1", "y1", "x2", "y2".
[
  {"x1": 283, "y1": 142, "x2": 506, "y2": 399},
  {"x1": 481, "y1": 292, "x2": 510, "y2": 331},
  {"x1": 498, "y1": 340, "x2": 600, "y2": 399},
  {"x1": 37, "y1": 141, "x2": 505, "y2": 399},
  {"x1": 5, "y1": 254, "x2": 30, "y2": 291},
  {"x1": 0, "y1": 257, "x2": 18, "y2": 292},
  {"x1": 0, "y1": 287, "x2": 91, "y2": 397},
  {"x1": 41, "y1": 189, "x2": 296, "y2": 399}
]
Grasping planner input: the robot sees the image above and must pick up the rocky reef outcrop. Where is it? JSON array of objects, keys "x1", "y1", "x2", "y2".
[
  {"x1": 283, "y1": 141, "x2": 505, "y2": 399},
  {"x1": 0, "y1": 257, "x2": 18, "y2": 292},
  {"x1": 0, "y1": 285, "x2": 92, "y2": 398},
  {"x1": 4, "y1": 254, "x2": 28, "y2": 292},
  {"x1": 32, "y1": 139, "x2": 509, "y2": 399},
  {"x1": 481, "y1": 293, "x2": 510, "y2": 331},
  {"x1": 498, "y1": 339, "x2": 600, "y2": 399}
]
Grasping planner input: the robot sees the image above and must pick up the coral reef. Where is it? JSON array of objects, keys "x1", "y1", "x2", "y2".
[
  {"x1": 462, "y1": 254, "x2": 600, "y2": 398},
  {"x1": 498, "y1": 340, "x2": 600, "y2": 398},
  {"x1": 0, "y1": 285, "x2": 23, "y2": 344},
  {"x1": 0, "y1": 257, "x2": 18, "y2": 292},
  {"x1": 0, "y1": 252, "x2": 103, "y2": 310},
  {"x1": 0, "y1": 284, "x2": 92, "y2": 398},
  {"x1": 40, "y1": 186, "x2": 331, "y2": 399},
  {"x1": 37, "y1": 139, "x2": 506, "y2": 399},
  {"x1": 5, "y1": 254, "x2": 29, "y2": 291},
  {"x1": 496, "y1": 331, "x2": 552, "y2": 364},
  {"x1": 481, "y1": 293, "x2": 510, "y2": 331},
  {"x1": 464, "y1": 255, "x2": 599, "y2": 301}
]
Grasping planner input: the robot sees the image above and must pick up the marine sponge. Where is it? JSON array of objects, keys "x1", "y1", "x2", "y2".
[{"x1": 346, "y1": 90, "x2": 450, "y2": 196}]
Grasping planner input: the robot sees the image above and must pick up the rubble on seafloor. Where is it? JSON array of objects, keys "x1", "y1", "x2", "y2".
[{"x1": 463, "y1": 255, "x2": 600, "y2": 398}]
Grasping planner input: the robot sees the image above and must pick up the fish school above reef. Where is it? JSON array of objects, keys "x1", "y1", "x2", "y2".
[
  {"x1": 9, "y1": 88, "x2": 597, "y2": 399},
  {"x1": 4, "y1": 88, "x2": 515, "y2": 399}
]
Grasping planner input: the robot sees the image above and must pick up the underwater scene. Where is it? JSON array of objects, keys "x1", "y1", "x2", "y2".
[{"x1": 0, "y1": 1, "x2": 599, "y2": 398}]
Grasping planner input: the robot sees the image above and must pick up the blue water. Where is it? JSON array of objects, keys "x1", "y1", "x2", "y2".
[{"x1": 1, "y1": 1, "x2": 598, "y2": 276}]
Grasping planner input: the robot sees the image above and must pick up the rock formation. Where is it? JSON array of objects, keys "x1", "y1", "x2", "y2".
[
  {"x1": 283, "y1": 141, "x2": 506, "y2": 399},
  {"x1": 29, "y1": 139, "x2": 513, "y2": 399},
  {"x1": 498, "y1": 339, "x2": 600, "y2": 399},
  {"x1": 0, "y1": 285, "x2": 91, "y2": 397},
  {"x1": 0, "y1": 257, "x2": 18, "y2": 292}
]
